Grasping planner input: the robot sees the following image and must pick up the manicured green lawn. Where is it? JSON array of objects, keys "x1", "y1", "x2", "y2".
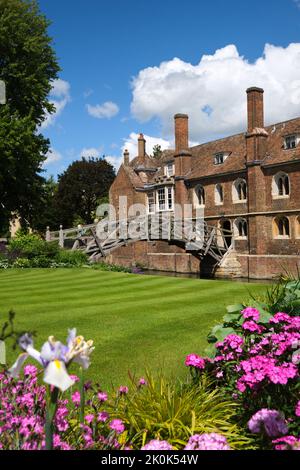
[{"x1": 0, "y1": 269, "x2": 268, "y2": 388}]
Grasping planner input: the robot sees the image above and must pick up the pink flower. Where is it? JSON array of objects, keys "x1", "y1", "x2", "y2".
[
  {"x1": 85, "y1": 414, "x2": 94, "y2": 424},
  {"x1": 269, "y1": 313, "x2": 291, "y2": 324},
  {"x1": 139, "y1": 377, "x2": 147, "y2": 386},
  {"x1": 242, "y1": 307, "x2": 260, "y2": 322},
  {"x1": 141, "y1": 439, "x2": 173, "y2": 450},
  {"x1": 119, "y1": 386, "x2": 129, "y2": 395},
  {"x1": 242, "y1": 321, "x2": 264, "y2": 333},
  {"x1": 97, "y1": 411, "x2": 109, "y2": 422},
  {"x1": 184, "y1": 433, "x2": 230, "y2": 450},
  {"x1": 295, "y1": 401, "x2": 300, "y2": 417},
  {"x1": 98, "y1": 391, "x2": 108, "y2": 402},
  {"x1": 71, "y1": 391, "x2": 81, "y2": 405},
  {"x1": 109, "y1": 419, "x2": 125, "y2": 434},
  {"x1": 23, "y1": 365, "x2": 38, "y2": 376},
  {"x1": 185, "y1": 354, "x2": 206, "y2": 369},
  {"x1": 272, "y1": 435, "x2": 300, "y2": 450}
]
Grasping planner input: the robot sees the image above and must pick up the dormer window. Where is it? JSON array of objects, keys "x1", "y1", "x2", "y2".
[
  {"x1": 284, "y1": 135, "x2": 297, "y2": 150},
  {"x1": 214, "y1": 153, "x2": 224, "y2": 165},
  {"x1": 165, "y1": 162, "x2": 174, "y2": 177},
  {"x1": 214, "y1": 152, "x2": 230, "y2": 165}
]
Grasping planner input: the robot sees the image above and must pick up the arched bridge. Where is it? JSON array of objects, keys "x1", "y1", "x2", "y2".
[{"x1": 46, "y1": 215, "x2": 233, "y2": 266}]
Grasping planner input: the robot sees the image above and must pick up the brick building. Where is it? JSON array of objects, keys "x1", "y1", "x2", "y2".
[{"x1": 108, "y1": 87, "x2": 300, "y2": 279}]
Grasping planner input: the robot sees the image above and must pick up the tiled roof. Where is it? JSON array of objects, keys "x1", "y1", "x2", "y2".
[
  {"x1": 125, "y1": 116, "x2": 300, "y2": 186},
  {"x1": 263, "y1": 118, "x2": 300, "y2": 166},
  {"x1": 187, "y1": 133, "x2": 246, "y2": 180}
]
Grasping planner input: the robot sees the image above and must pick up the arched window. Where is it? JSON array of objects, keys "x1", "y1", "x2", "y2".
[
  {"x1": 195, "y1": 185, "x2": 205, "y2": 206},
  {"x1": 234, "y1": 218, "x2": 248, "y2": 239},
  {"x1": 232, "y1": 179, "x2": 247, "y2": 202},
  {"x1": 215, "y1": 184, "x2": 224, "y2": 205},
  {"x1": 273, "y1": 216, "x2": 290, "y2": 238},
  {"x1": 272, "y1": 172, "x2": 290, "y2": 198}
]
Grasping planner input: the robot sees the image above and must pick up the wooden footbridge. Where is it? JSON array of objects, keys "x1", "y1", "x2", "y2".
[{"x1": 46, "y1": 215, "x2": 233, "y2": 265}]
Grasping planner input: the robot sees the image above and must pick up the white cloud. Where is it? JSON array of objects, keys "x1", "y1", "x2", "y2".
[
  {"x1": 87, "y1": 101, "x2": 119, "y2": 119},
  {"x1": 131, "y1": 43, "x2": 300, "y2": 142},
  {"x1": 42, "y1": 79, "x2": 71, "y2": 129},
  {"x1": 44, "y1": 148, "x2": 62, "y2": 166},
  {"x1": 122, "y1": 132, "x2": 172, "y2": 157},
  {"x1": 105, "y1": 155, "x2": 122, "y2": 171},
  {"x1": 80, "y1": 147, "x2": 103, "y2": 159}
]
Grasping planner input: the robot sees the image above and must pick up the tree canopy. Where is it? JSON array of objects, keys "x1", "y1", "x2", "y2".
[
  {"x1": 0, "y1": 0, "x2": 60, "y2": 234},
  {"x1": 54, "y1": 158, "x2": 116, "y2": 228}
]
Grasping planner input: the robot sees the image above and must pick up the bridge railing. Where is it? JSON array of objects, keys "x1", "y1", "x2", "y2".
[{"x1": 46, "y1": 214, "x2": 233, "y2": 254}]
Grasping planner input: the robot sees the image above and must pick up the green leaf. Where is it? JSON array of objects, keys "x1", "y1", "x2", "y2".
[
  {"x1": 212, "y1": 326, "x2": 236, "y2": 341},
  {"x1": 204, "y1": 343, "x2": 217, "y2": 358},
  {"x1": 223, "y1": 313, "x2": 241, "y2": 323},
  {"x1": 226, "y1": 304, "x2": 244, "y2": 314}
]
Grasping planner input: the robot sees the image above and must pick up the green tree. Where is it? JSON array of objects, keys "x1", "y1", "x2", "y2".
[
  {"x1": 55, "y1": 158, "x2": 115, "y2": 227},
  {"x1": 152, "y1": 144, "x2": 162, "y2": 159},
  {"x1": 0, "y1": 0, "x2": 60, "y2": 233},
  {"x1": 30, "y1": 176, "x2": 59, "y2": 232}
]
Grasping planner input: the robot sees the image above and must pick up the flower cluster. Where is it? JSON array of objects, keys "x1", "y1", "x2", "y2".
[
  {"x1": 248, "y1": 409, "x2": 288, "y2": 437},
  {"x1": 141, "y1": 439, "x2": 173, "y2": 450},
  {"x1": 185, "y1": 308, "x2": 300, "y2": 444},
  {"x1": 272, "y1": 435, "x2": 300, "y2": 450},
  {"x1": 185, "y1": 354, "x2": 206, "y2": 369},
  {"x1": 0, "y1": 367, "x2": 129, "y2": 450},
  {"x1": 184, "y1": 433, "x2": 230, "y2": 450}
]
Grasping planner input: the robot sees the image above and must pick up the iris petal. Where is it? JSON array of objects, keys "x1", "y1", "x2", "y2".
[
  {"x1": 8, "y1": 353, "x2": 29, "y2": 378},
  {"x1": 43, "y1": 360, "x2": 75, "y2": 392}
]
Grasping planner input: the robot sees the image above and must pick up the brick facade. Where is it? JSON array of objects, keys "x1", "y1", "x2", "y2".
[{"x1": 108, "y1": 87, "x2": 300, "y2": 279}]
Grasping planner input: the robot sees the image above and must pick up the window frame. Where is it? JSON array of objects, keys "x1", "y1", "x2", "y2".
[
  {"x1": 154, "y1": 186, "x2": 174, "y2": 213},
  {"x1": 194, "y1": 184, "x2": 205, "y2": 207},
  {"x1": 234, "y1": 218, "x2": 248, "y2": 239},
  {"x1": 284, "y1": 135, "x2": 297, "y2": 150},
  {"x1": 232, "y1": 178, "x2": 247, "y2": 203},
  {"x1": 272, "y1": 172, "x2": 290, "y2": 199},
  {"x1": 215, "y1": 184, "x2": 224, "y2": 206},
  {"x1": 273, "y1": 216, "x2": 290, "y2": 239},
  {"x1": 165, "y1": 162, "x2": 175, "y2": 178},
  {"x1": 147, "y1": 192, "x2": 155, "y2": 214}
]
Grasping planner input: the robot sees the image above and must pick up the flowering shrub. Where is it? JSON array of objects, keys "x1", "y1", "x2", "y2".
[
  {"x1": 186, "y1": 307, "x2": 300, "y2": 447},
  {"x1": 0, "y1": 367, "x2": 128, "y2": 450},
  {"x1": 0, "y1": 366, "x2": 245, "y2": 450}
]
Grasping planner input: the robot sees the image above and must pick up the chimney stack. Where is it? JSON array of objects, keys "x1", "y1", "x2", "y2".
[
  {"x1": 174, "y1": 114, "x2": 189, "y2": 152},
  {"x1": 138, "y1": 133, "x2": 146, "y2": 157},
  {"x1": 123, "y1": 149, "x2": 130, "y2": 166},
  {"x1": 246, "y1": 87, "x2": 264, "y2": 132}
]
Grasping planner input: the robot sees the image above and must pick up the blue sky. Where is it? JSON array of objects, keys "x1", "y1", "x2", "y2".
[{"x1": 39, "y1": 0, "x2": 300, "y2": 177}]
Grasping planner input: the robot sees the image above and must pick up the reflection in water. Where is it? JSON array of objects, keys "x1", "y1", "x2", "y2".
[{"x1": 142, "y1": 269, "x2": 273, "y2": 284}]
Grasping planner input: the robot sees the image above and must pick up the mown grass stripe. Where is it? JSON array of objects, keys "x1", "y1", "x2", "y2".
[{"x1": 0, "y1": 269, "x2": 267, "y2": 388}]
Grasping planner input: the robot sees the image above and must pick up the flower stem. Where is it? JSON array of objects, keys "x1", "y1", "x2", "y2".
[
  {"x1": 79, "y1": 367, "x2": 85, "y2": 424},
  {"x1": 45, "y1": 386, "x2": 59, "y2": 450}
]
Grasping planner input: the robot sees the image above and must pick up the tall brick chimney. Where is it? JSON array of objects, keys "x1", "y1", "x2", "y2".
[
  {"x1": 123, "y1": 149, "x2": 130, "y2": 166},
  {"x1": 174, "y1": 114, "x2": 189, "y2": 152},
  {"x1": 138, "y1": 133, "x2": 146, "y2": 157},
  {"x1": 246, "y1": 87, "x2": 264, "y2": 132},
  {"x1": 245, "y1": 87, "x2": 268, "y2": 163}
]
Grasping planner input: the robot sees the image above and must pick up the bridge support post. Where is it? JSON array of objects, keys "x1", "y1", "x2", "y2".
[
  {"x1": 46, "y1": 226, "x2": 51, "y2": 242},
  {"x1": 59, "y1": 225, "x2": 64, "y2": 248}
]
